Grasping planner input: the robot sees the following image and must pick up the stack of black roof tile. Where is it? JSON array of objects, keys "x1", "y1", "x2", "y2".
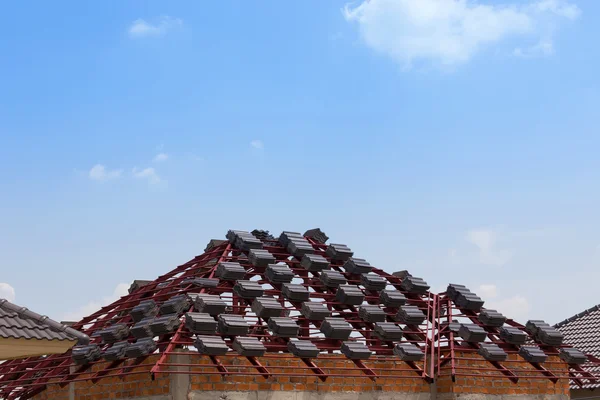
[
  {"x1": 181, "y1": 278, "x2": 219, "y2": 289},
  {"x1": 193, "y1": 294, "x2": 227, "y2": 316},
  {"x1": 499, "y1": 326, "x2": 528, "y2": 345},
  {"x1": 130, "y1": 317, "x2": 154, "y2": 339},
  {"x1": 393, "y1": 343, "x2": 424, "y2": 361},
  {"x1": 447, "y1": 284, "x2": 484, "y2": 311},
  {"x1": 288, "y1": 340, "x2": 320, "y2": 358},
  {"x1": 265, "y1": 264, "x2": 295, "y2": 283},
  {"x1": 102, "y1": 341, "x2": 129, "y2": 361},
  {"x1": 98, "y1": 323, "x2": 130, "y2": 344},
  {"x1": 130, "y1": 299, "x2": 158, "y2": 323},
  {"x1": 184, "y1": 312, "x2": 217, "y2": 334},
  {"x1": 304, "y1": 228, "x2": 329, "y2": 244},
  {"x1": 300, "y1": 254, "x2": 330, "y2": 272},
  {"x1": 320, "y1": 318, "x2": 352, "y2": 340},
  {"x1": 478, "y1": 343, "x2": 508, "y2": 362},
  {"x1": 525, "y1": 320, "x2": 550, "y2": 335},
  {"x1": 128, "y1": 280, "x2": 152, "y2": 294},
  {"x1": 282, "y1": 283, "x2": 310, "y2": 302},
  {"x1": 374, "y1": 322, "x2": 403, "y2": 341},
  {"x1": 359, "y1": 305, "x2": 387, "y2": 323},
  {"x1": 251, "y1": 297, "x2": 284, "y2": 318},
  {"x1": 287, "y1": 238, "x2": 315, "y2": 258},
  {"x1": 226, "y1": 229, "x2": 247, "y2": 242},
  {"x1": 227, "y1": 230, "x2": 263, "y2": 251},
  {"x1": 72, "y1": 344, "x2": 101, "y2": 365},
  {"x1": 248, "y1": 248, "x2": 276, "y2": 267},
  {"x1": 204, "y1": 239, "x2": 227, "y2": 252},
  {"x1": 559, "y1": 347, "x2": 588, "y2": 364},
  {"x1": 360, "y1": 274, "x2": 387, "y2": 291},
  {"x1": 233, "y1": 280, "x2": 264, "y2": 299},
  {"x1": 341, "y1": 341, "x2": 371, "y2": 360},
  {"x1": 251, "y1": 229, "x2": 275, "y2": 241},
  {"x1": 456, "y1": 292, "x2": 485, "y2": 311},
  {"x1": 218, "y1": 314, "x2": 249, "y2": 336},
  {"x1": 535, "y1": 326, "x2": 564, "y2": 346},
  {"x1": 125, "y1": 338, "x2": 156, "y2": 358},
  {"x1": 446, "y1": 284, "x2": 468, "y2": 299},
  {"x1": 233, "y1": 337, "x2": 266, "y2": 357},
  {"x1": 336, "y1": 286, "x2": 365, "y2": 305},
  {"x1": 380, "y1": 290, "x2": 406, "y2": 307},
  {"x1": 458, "y1": 324, "x2": 487, "y2": 342},
  {"x1": 326, "y1": 244, "x2": 354, "y2": 261},
  {"x1": 400, "y1": 276, "x2": 430, "y2": 295},
  {"x1": 519, "y1": 346, "x2": 548, "y2": 363},
  {"x1": 301, "y1": 302, "x2": 330, "y2": 320},
  {"x1": 343, "y1": 258, "x2": 373, "y2": 275},
  {"x1": 478, "y1": 309, "x2": 506, "y2": 327},
  {"x1": 194, "y1": 335, "x2": 229, "y2": 355},
  {"x1": 395, "y1": 305, "x2": 426, "y2": 325},
  {"x1": 278, "y1": 231, "x2": 304, "y2": 247},
  {"x1": 319, "y1": 270, "x2": 347, "y2": 287},
  {"x1": 159, "y1": 294, "x2": 191, "y2": 315},
  {"x1": 392, "y1": 270, "x2": 412, "y2": 279},
  {"x1": 216, "y1": 262, "x2": 247, "y2": 281},
  {"x1": 150, "y1": 314, "x2": 181, "y2": 336},
  {"x1": 268, "y1": 317, "x2": 299, "y2": 337}
]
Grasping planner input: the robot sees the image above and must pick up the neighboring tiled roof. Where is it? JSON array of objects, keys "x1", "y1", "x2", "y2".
[
  {"x1": 0, "y1": 299, "x2": 89, "y2": 344},
  {"x1": 556, "y1": 305, "x2": 600, "y2": 355},
  {"x1": 555, "y1": 304, "x2": 600, "y2": 389}
]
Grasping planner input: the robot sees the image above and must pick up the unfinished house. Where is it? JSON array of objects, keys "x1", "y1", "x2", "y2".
[{"x1": 0, "y1": 228, "x2": 599, "y2": 400}]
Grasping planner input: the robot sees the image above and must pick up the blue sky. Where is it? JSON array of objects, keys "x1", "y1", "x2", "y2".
[{"x1": 1, "y1": 0, "x2": 599, "y2": 324}]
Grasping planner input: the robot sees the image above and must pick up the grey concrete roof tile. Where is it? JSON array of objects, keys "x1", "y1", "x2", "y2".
[{"x1": 0, "y1": 299, "x2": 89, "y2": 344}]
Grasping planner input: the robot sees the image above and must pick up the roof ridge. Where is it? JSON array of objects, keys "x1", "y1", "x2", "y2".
[
  {"x1": 0, "y1": 298, "x2": 90, "y2": 344},
  {"x1": 554, "y1": 303, "x2": 600, "y2": 328}
]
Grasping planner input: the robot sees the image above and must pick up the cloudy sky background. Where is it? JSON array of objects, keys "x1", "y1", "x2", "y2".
[{"x1": 1, "y1": 0, "x2": 599, "y2": 325}]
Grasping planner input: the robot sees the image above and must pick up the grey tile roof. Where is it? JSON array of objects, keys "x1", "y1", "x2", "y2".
[
  {"x1": 555, "y1": 304, "x2": 600, "y2": 388},
  {"x1": 0, "y1": 299, "x2": 89, "y2": 344}
]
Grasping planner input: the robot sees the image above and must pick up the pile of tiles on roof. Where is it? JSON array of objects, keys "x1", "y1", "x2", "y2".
[{"x1": 69, "y1": 228, "x2": 588, "y2": 369}]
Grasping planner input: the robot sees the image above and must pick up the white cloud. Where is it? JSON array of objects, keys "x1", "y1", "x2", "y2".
[
  {"x1": 88, "y1": 164, "x2": 122, "y2": 181},
  {"x1": 128, "y1": 16, "x2": 183, "y2": 39},
  {"x1": 61, "y1": 283, "x2": 129, "y2": 322},
  {"x1": 132, "y1": 167, "x2": 162, "y2": 185},
  {"x1": 477, "y1": 283, "x2": 531, "y2": 322},
  {"x1": 0, "y1": 283, "x2": 16, "y2": 302},
  {"x1": 153, "y1": 153, "x2": 169, "y2": 162},
  {"x1": 343, "y1": 0, "x2": 580, "y2": 67},
  {"x1": 466, "y1": 229, "x2": 514, "y2": 266},
  {"x1": 250, "y1": 140, "x2": 264, "y2": 150},
  {"x1": 477, "y1": 283, "x2": 498, "y2": 299}
]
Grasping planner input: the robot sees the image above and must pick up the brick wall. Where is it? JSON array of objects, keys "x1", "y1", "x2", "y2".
[
  {"x1": 187, "y1": 355, "x2": 430, "y2": 393},
  {"x1": 31, "y1": 353, "x2": 571, "y2": 400},
  {"x1": 34, "y1": 355, "x2": 170, "y2": 400},
  {"x1": 437, "y1": 352, "x2": 570, "y2": 397}
]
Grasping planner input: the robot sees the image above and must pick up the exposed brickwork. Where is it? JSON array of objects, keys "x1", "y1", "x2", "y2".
[
  {"x1": 187, "y1": 355, "x2": 430, "y2": 393},
  {"x1": 437, "y1": 351, "x2": 570, "y2": 396},
  {"x1": 33, "y1": 355, "x2": 170, "y2": 400},
  {"x1": 32, "y1": 353, "x2": 571, "y2": 399}
]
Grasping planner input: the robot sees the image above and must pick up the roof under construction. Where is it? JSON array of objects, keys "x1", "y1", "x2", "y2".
[{"x1": 1, "y1": 228, "x2": 599, "y2": 399}]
